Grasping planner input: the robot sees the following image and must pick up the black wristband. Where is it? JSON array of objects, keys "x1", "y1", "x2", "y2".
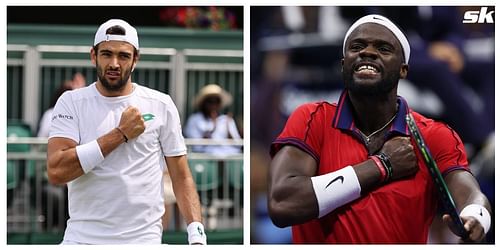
[{"x1": 377, "y1": 153, "x2": 393, "y2": 182}]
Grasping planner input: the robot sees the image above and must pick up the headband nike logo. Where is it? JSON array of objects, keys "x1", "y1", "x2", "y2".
[
  {"x1": 480, "y1": 209, "x2": 483, "y2": 216},
  {"x1": 325, "y1": 175, "x2": 344, "y2": 189}
]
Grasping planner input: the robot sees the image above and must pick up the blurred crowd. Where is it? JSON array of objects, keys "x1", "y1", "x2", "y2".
[
  {"x1": 159, "y1": 6, "x2": 239, "y2": 31},
  {"x1": 250, "y1": 6, "x2": 494, "y2": 244}
]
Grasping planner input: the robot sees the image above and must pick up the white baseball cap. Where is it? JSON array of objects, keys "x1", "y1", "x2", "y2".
[{"x1": 94, "y1": 19, "x2": 139, "y2": 50}]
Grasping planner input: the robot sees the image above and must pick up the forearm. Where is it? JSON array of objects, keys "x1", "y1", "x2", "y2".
[
  {"x1": 269, "y1": 158, "x2": 383, "y2": 226},
  {"x1": 47, "y1": 146, "x2": 84, "y2": 185},
  {"x1": 97, "y1": 128, "x2": 127, "y2": 156},
  {"x1": 445, "y1": 170, "x2": 492, "y2": 239},
  {"x1": 446, "y1": 170, "x2": 491, "y2": 214},
  {"x1": 47, "y1": 128, "x2": 126, "y2": 185},
  {"x1": 171, "y1": 171, "x2": 207, "y2": 245},
  {"x1": 457, "y1": 189, "x2": 491, "y2": 213},
  {"x1": 172, "y1": 174, "x2": 203, "y2": 223}
]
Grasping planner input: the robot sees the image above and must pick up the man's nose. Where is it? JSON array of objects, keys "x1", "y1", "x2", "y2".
[
  {"x1": 359, "y1": 45, "x2": 378, "y2": 59},
  {"x1": 109, "y1": 56, "x2": 120, "y2": 68}
]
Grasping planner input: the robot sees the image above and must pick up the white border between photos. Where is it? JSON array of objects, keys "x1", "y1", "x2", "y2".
[{"x1": 1, "y1": 1, "x2": 499, "y2": 250}]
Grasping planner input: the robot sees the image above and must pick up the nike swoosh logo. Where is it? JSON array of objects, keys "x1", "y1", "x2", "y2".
[
  {"x1": 325, "y1": 175, "x2": 344, "y2": 189},
  {"x1": 480, "y1": 209, "x2": 483, "y2": 216}
]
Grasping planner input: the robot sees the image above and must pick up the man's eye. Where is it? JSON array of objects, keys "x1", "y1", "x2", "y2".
[
  {"x1": 350, "y1": 44, "x2": 364, "y2": 51},
  {"x1": 378, "y1": 46, "x2": 392, "y2": 53}
]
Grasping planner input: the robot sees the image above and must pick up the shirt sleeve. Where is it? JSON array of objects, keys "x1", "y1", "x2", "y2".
[
  {"x1": 48, "y1": 91, "x2": 80, "y2": 143},
  {"x1": 160, "y1": 97, "x2": 187, "y2": 157},
  {"x1": 425, "y1": 122, "x2": 469, "y2": 176},
  {"x1": 270, "y1": 103, "x2": 325, "y2": 162}
]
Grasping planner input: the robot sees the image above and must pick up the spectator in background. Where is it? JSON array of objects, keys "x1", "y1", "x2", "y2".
[
  {"x1": 37, "y1": 73, "x2": 87, "y2": 138},
  {"x1": 69, "y1": 72, "x2": 86, "y2": 89},
  {"x1": 365, "y1": 6, "x2": 493, "y2": 154},
  {"x1": 185, "y1": 84, "x2": 242, "y2": 155}
]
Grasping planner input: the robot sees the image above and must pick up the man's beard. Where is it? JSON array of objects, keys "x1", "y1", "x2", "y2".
[
  {"x1": 96, "y1": 63, "x2": 133, "y2": 92},
  {"x1": 343, "y1": 67, "x2": 400, "y2": 96}
]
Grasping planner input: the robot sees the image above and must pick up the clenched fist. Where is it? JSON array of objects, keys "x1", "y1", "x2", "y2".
[
  {"x1": 378, "y1": 136, "x2": 418, "y2": 181},
  {"x1": 117, "y1": 106, "x2": 145, "y2": 140}
]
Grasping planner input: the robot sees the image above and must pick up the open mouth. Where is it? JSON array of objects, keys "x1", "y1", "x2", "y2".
[
  {"x1": 355, "y1": 63, "x2": 380, "y2": 74},
  {"x1": 106, "y1": 71, "x2": 121, "y2": 79}
]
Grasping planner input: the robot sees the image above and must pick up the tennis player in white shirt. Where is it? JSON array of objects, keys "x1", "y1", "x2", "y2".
[{"x1": 47, "y1": 19, "x2": 206, "y2": 245}]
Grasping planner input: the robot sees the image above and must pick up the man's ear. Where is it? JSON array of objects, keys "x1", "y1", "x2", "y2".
[
  {"x1": 131, "y1": 61, "x2": 137, "y2": 72},
  {"x1": 132, "y1": 54, "x2": 140, "y2": 72},
  {"x1": 90, "y1": 48, "x2": 97, "y2": 66},
  {"x1": 400, "y1": 64, "x2": 409, "y2": 79}
]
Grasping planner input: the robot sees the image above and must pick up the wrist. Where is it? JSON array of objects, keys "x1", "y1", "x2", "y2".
[
  {"x1": 115, "y1": 127, "x2": 128, "y2": 143},
  {"x1": 376, "y1": 153, "x2": 393, "y2": 182},
  {"x1": 311, "y1": 166, "x2": 361, "y2": 218},
  {"x1": 370, "y1": 155, "x2": 387, "y2": 183},
  {"x1": 460, "y1": 204, "x2": 491, "y2": 234},
  {"x1": 75, "y1": 140, "x2": 105, "y2": 173},
  {"x1": 187, "y1": 221, "x2": 207, "y2": 245}
]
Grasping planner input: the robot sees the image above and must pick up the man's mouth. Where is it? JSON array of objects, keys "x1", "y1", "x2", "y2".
[
  {"x1": 106, "y1": 71, "x2": 120, "y2": 79},
  {"x1": 355, "y1": 64, "x2": 380, "y2": 74}
]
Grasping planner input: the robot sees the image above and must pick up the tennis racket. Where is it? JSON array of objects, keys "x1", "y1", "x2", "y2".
[{"x1": 406, "y1": 113, "x2": 468, "y2": 239}]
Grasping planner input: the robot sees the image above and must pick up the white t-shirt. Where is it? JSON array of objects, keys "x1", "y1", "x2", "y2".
[
  {"x1": 184, "y1": 112, "x2": 242, "y2": 155},
  {"x1": 49, "y1": 82, "x2": 186, "y2": 244}
]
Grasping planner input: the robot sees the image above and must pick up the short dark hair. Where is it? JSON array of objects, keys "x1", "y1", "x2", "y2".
[
  {"x1": 106, "y1": 25, "x2": 126, "y2": 36},
  {"x1": 93, "y1": 25, "x2": 138, "y2": 56}
]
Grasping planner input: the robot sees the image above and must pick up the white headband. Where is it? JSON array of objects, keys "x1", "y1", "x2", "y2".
[{"x1": 343, "y1": 14, "x2": 410, "y2": 64}]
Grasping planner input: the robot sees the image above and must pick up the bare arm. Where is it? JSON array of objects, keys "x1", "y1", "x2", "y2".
[
  {"x1": 267, "y1": 145, "x2": 318, "y2": 227},
  {"x1": 166, "y1": 155, "x2": 203, "y2": 224},
  {"x1": 47, "y1": 129, "x2": 126, "y2": 185},
  {"x1": 268, "y1": 137, "x2": 417, "y2": 228},
  {"x1": 267, "y1": 146, "x2": 389, "y2": 227},
  {"x1": 47, "y1": 106, "x2": 145, "y2": 185},
  {"x1": 444, "y1": 170, "x2": 492, "y2": 242}
]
